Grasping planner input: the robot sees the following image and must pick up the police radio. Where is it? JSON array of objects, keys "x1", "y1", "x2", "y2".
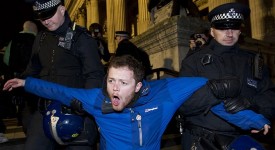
[
  {"x1": 253, "y1": 50, "x2": 264, "y2": 80},
  {"x1": 58, "y1": 23, "x2": 76, "y2": 50}
]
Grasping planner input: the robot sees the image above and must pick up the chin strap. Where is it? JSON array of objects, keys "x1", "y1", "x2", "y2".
[{"x1": 49, "y1": 110, "x2": 66, "y2": 145}]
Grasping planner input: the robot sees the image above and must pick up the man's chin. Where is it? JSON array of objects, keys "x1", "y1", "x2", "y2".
[{"x1": 112, "y1": 106, "x2": 123, "y2": 112}]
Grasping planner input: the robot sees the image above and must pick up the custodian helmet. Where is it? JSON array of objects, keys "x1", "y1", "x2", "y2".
[{"x1": 43, "y1": 102, "x2": 84, "y2": 145}]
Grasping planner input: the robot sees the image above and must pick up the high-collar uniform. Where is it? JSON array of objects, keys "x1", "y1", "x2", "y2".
[
  {"x1": 179, "y1": 39, "x2": 275, "y2": 149},
  {"x1": 22, "y1": 13, "x2": 104, "y2": 150}
]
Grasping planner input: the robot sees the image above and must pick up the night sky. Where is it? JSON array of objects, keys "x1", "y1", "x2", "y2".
[{"x1": 0, "y1": 0, "x2": 34, "y2": 49}]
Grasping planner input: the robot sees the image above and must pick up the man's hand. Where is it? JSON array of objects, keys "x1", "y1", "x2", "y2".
[
  {"x1": 2, "y1": 78, "x2": 25, "y2": 91},
  {"x1": 207, "y1": 77, "x2": 241, "y2": 99},
  {"x1": 251, "y1": 124, "x2": 270, "y2": 135}
]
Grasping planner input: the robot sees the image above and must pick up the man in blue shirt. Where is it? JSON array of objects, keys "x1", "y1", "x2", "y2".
[{"x1": 3, "y1": 55, "x2": 270, "y2": 150}]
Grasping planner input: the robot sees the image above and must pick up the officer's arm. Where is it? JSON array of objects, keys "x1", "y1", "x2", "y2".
[
  {"x1": 179, "y1": 77, "x2": 248, "y2": 115},
  {"x1": 77, "y1": 33, "x2": 104, "y2": 88}
]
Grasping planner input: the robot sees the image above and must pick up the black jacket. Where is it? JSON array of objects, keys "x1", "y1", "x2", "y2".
[
  {"x1": 179, "y1": 40, "x2": 275, "y2": 131},
  {"x1": 23, "y1": 14, "x2": 104, "y2": 89},
  {"x1": 9, "y1": 32, "x2": 35, "y2": 74}
]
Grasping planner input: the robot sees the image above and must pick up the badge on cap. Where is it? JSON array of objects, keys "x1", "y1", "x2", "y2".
[
  {"x1": 211, "y1": 8, "x2": 244, "y2": 23},
  {"x1": 32, "y1": 0, "x2": 62, "y2": 20}
]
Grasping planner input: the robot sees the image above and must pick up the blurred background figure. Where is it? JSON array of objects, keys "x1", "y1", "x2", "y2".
[
  {"x1": 114, "y1": 31, "x2": 152, "y2": 78},
  {"x1": 3, "y1": 20, "x2": 38, "y2": 130},
  {"x1": 89, "y1": 23, "x2": 111, "y2": 63},
  {"x1": 186, "y1": 28, "x2": 211, "y2": 57},
  {"x1": 4, "y1": 20, "x2": 38, "y2": 73},
  {"x1": 0, "y1": 76, "x2": 8, "y2": 144},
  {"x1": 0, "y1": 50, "x2": 11, "y2": 144}
]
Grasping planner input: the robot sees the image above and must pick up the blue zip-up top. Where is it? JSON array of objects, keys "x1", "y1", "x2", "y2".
[{"x1": 24, "y1": 77, "x2": 270, "y2": 150}]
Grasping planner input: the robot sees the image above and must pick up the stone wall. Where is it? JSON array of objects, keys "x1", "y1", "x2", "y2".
[{"x1": 131, "y1": 16, "x2": 209, "y2": 72}]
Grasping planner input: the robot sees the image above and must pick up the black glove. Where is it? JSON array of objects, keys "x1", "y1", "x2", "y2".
[
  {"x1": 223, "y1": 96, "x2": 251, "y2": 114},
  {"x1": 70, "y1": 99, "x2": 85, "y2": 115},
  {"x1": 207, "y1": 77, "x2": 241, "y2": 99}
]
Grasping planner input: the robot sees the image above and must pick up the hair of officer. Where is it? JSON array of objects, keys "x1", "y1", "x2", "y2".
[{"x1": 108, "y1": 55, "x2": 145, "y2": 82}]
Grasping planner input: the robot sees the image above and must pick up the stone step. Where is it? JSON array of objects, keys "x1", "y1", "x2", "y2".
[{"x1": 3, "y1": 118, "x2": 26, "y2": 140}]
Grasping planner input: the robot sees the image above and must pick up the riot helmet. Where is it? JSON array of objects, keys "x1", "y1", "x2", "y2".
[{"x1": 43, "y1": 102, "x2": 84, "y2": 145}]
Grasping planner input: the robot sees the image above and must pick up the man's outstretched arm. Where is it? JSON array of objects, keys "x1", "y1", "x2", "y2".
[
  {"x1": 211, "y1": 103, "x2": 270, "y2": 135},
  {"x1": 3, "y1": 77, "x2": 100, "y2": 115}
]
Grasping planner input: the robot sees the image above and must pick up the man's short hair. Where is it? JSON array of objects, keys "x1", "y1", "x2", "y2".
[{"x1": 108, "y1": 55, "x2": 145, "y2": 82}]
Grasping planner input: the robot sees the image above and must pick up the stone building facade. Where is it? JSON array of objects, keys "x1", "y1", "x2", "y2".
[{"x1": 64, "y1": 0, "x2": 275, "y2": 82}]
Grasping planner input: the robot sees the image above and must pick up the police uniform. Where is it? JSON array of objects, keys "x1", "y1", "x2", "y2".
[
  {"x1": 22, "y1": 0, "x2": 104, "y2": 149},
  {"x1": 115, "y1": 31, "x2": 141, "y2": 62},
  {"x1": 89, "y1": 23, "x2": 111, "y2": 62},
  {"x1": 178, "y1": 3, "x2": 275, "y2": 150},
  {"x1": 115, "y1": 31, "x2": 152, "y2": 77}
]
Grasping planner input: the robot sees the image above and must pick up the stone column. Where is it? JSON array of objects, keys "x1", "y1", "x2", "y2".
[
  {"x1": 114, "y1": 0, "x2": 127, "y2": 31},
  {"x1": 77, "y1": 10, "x2": 86, "y2": 27},
  {"x1": 137, "y1": 0, "x2": 150, "y2": 34},
  {"x1": 208, "y1": 0, "x2": 236, "y2": 11},
  {"x1": 249, "y1": 0, "x2": 275, "y2": 42},
  {"x1": 86, "y1": 0, "x2": 91, "y2": 27},
  {"x1": 106, "y1": 0, "x2": 116, "y2": 52},
  {"x1": 90, "y1": 0, "x2": 100, "y2": 24}
]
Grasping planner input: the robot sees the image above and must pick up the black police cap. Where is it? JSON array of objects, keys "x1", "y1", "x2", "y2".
[
  {"x1": 115, "y1": 31, "x2": 130, "y2": 38},
  {"x1": 31, "y1": 0, "x2": 62, "y2": 20},
  {"x1": 208, "y1": 3, "x2": 250, "y2": 29}
]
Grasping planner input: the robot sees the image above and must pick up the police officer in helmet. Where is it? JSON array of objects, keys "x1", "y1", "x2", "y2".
[
  {"x1": 21, "y1": 0, "x2": 104, "y2": 149},
  {"x1": 178, "y1": 2, "x2": 275, "y2": 150}
]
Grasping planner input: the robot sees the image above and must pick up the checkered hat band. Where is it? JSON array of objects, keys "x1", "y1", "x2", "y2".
[
  {"x1": 211, "y1": 12, "x2": 244, "y2": 22},
  {"x1": 33, "y1": 0, "x2": 61, "y2": 11}
]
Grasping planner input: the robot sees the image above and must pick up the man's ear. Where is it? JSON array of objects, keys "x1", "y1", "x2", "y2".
[
  {"x1": 135, "y1": 82, "x2": 142, "y2": 93},
  {"x1": 210, "y1": 28, "x2": 214, "y2": 37},
  {"x1": 60, "y1": 6, "x2": 65, "y2": 14}
]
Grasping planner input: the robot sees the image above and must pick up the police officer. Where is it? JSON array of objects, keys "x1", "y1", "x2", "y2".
[
  {"x1": 21, "y1": 0, "x2": 104, "y2": 149},
  {"x1": 115, "y1": 31, "x2": 152, "y2": 77},
  {"x1": 89, "y1": 23, "x2": 111, "y2": 63},
  {"x1": 114, "y1": 31, "x2": 140, "y2": 60},
  {"x1": 178, "y1": 2, "x2": 275, "y2": 150}
]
